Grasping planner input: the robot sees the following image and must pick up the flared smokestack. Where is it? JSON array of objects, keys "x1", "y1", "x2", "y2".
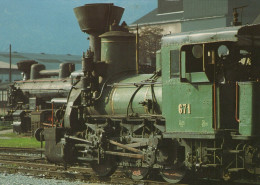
[
  {"x1": 17, "y1": 60, "x2": 38, "y2": 80},
  {"x1": 73, "y1": 3, "x2": 124, "y2": 63}
]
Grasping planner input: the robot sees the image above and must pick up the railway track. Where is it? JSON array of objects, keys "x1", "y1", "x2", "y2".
[
  {"x1": 0, "y1": 147, "x2": 44, "y2": 153},
  {"x1": 0, "y1": 150, "x2": 175, "y2": 184},
  {"x1": 0, "y1": 158, "x2": 257, "y2": 185},
  {"x1": 0, "y1": 158, "x2": 167, "y2": 184},
  {"x1": 0, "y1": 147, "x2": 259, "y2": 184},
  {"x1": 0, "y1": 147, "x2": 44, "y2": 162}
]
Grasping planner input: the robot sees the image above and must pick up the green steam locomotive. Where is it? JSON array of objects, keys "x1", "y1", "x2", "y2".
[{"x1": 38, "y1": 3, "x2": 260, "y2": 183}]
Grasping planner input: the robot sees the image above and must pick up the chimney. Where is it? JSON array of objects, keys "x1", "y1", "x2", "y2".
[{"x1": 74, "y1": 3, "x2": 124, "y2": 63}]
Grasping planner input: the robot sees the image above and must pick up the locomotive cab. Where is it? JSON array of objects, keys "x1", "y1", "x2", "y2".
[
  {"x1": 162, "y1": 24, "x2": 260, "y2": 139},
  {"x1": 159, "y1": 24, "x2": 260, "y2": 182}
]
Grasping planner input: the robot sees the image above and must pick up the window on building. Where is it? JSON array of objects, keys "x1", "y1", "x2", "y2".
[
  {"x1": 2, "y1": 91, "x2": 7, "y2": 101},
  {"x1": 158, "y1": 0, "x2": 183, "y2": 14},
  {"x1": 0, "y1": 91, "x2": 7, "y2": 102}
]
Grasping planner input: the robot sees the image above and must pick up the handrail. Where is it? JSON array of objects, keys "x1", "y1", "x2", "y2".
[
  {"x1": 235, "y1": 82, "x2": 240, "y2": 123},
  {"x1": 213, "y1": 83, "x2": 217, "y2": 130}
]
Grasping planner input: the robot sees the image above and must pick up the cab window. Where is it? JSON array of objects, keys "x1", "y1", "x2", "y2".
[{"x1": 170, "y1": 50, "x2": 180, "y2": 77}]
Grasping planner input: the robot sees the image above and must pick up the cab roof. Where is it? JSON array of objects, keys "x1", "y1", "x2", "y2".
[{"x1": 162, "y1": 24, "x2": 260, "y2": 46}]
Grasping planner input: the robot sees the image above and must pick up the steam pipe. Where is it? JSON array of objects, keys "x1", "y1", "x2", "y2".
[
  {"x1": 136, "y1": 25, "x2": 139, "y2": 74},
  {"x1": 30, "y1": 63, "x2": 75, "y2": 80},
  {"x1": 89, "y1": 34, "x2": 101, "y2": 63},
  {"x1": 39, "y1": 70, "x2": 59, "y2": 76}
]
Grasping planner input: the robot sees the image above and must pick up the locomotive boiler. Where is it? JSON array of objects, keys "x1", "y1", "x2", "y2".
[
  {"x1": 38, "y1": 3, "x2": 260, "y2": 184},
  {"x1": 8, "y1": 60, "x2": 75, "y2": 133}
]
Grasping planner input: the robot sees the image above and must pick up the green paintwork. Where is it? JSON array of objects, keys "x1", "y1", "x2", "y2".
[
  {"x1": 86, "y1": 30, "x2": 163, "y2": 117},
  {"x1": 161, "y1": 42, "x2": 215, "y2": 134},
  {"x1": 185, "y1": 72, "x2": 210, "y2": 83},
  {"x1": 165, "y1": 82, "x2": 214, "y2": 133},
  {"x1": 161, "y1": 24, "x2": 260, "y2": 136},
  {"x1": 81, "y1": 73, "x2": 162, "y2": 117},
  {"x1": 239, "y1": 82, "x2": 260, "y2": 136},
  {"x1": 156, "y1": 50, "x2": 161, "y2": 71},
  {"x1": 100, "y1": 31, "x2": 136, "y2": 76},
  {"x1": 64, "y1": 24, "x2": 260, "y2": 140},
  {"x1": 100, "y1": 74, "x2": 162, "y2": 116}
]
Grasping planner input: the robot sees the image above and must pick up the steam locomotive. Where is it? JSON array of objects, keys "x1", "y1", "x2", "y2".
[
  {"x1": 36, "y1": 3, "x2": 260, "y2": 184},
  {"x1": 8, "y1": 60, "x2": 76, "y2": 133}
]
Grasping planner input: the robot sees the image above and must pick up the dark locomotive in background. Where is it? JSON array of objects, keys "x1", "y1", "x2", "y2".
[
  {"x1": 6, "y1": 60, "x2": 76, "y2": 133},
  {"x1": 5, "y1": 2, "x2": 260, "y2": 184}
]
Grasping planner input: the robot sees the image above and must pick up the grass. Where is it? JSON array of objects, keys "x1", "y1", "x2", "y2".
[
  {"x1": 0, "y1": 125, "x2": 12, "y2": 131},
  {"x1": 0, "y1": 121, "x2": 12, "y2": 131},
  {"x1": 0, "y1": 132, "x2": 44, "y2": 148}
]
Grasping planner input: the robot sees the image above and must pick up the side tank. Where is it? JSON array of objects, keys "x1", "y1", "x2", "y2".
[
  {"x1": 92, "y1": 73, "x2": 162, "y2": 116},
  {"x1": 238, "y1": 82, "x2": 260, "y2": 137}
]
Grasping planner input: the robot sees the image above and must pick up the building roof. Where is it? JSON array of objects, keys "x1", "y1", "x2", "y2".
[
  {"x1": 0, "y1": 52, "x2": 82, "y2": 70},
  {"x1": 158, "y1": 0, "x2": 183, "y2": 14},
  {"x1": 131, "y1": 0, "x2": 260, "y2": 30},
  {"x1": 0, "y1": 82, "x2": 11, "y2": 89},
  {"x1": 253, "y1": 14, "x2": 260, "y2": 24},
  {"x1": 0, "y1": 61, "x2": 18, "y2": 69},
  {"x1": 131, "y1": 8, "x2": 183, "y2": 26}
]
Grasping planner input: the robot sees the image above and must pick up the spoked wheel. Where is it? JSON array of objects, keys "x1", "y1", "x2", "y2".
[
  {"x1": 160, "y1": 165, "x2": 188, "y2": 184},
  {"x1": 90, "y1": 158, "x2": 117, "y2": 177},
  {"x1": 128, "y1": 167, "x2": 150, "y2": 180}
]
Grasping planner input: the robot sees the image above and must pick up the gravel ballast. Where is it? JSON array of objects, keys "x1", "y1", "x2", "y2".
[{"x1": 0, "y1": 173, "x2": 84, "y2": 185}]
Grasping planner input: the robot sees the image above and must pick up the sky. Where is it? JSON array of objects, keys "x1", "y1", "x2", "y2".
[{"x1": 0, "y1": 0, "x2": 157, "y2": 55}]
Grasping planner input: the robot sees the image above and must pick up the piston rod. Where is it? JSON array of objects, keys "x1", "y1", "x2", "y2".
[
  {"x1": 109, "y1": 140, "x2": 142, "y2": 154},
  {"x1": 105, "y1": 151, "x2": 144, "y2": 160}
]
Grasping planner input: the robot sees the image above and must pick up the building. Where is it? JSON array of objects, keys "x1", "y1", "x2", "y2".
[
  {"x1": 129, "y1": 0, "x2": 260, "y2": 66},
  {"x1": 0, "y1": 82, "x2": 10, "y2": 115},
  {"x1": 130, "y1": 0, "x2": 260, "y2": 34},
  {"x1": 0, "y1": 61, "x2": 20, "y2": 82}
]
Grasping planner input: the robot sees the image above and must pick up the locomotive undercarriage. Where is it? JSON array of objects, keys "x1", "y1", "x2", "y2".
[
  {"x1": 43, "y1": 117, "x2": 260, "y2": 184},
  {"x1": 68, "y1": 116, "x2": 166, "y2": 179},
  {"x1": 178, "y1": 137, "x2": 260, "y2": 182}
]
